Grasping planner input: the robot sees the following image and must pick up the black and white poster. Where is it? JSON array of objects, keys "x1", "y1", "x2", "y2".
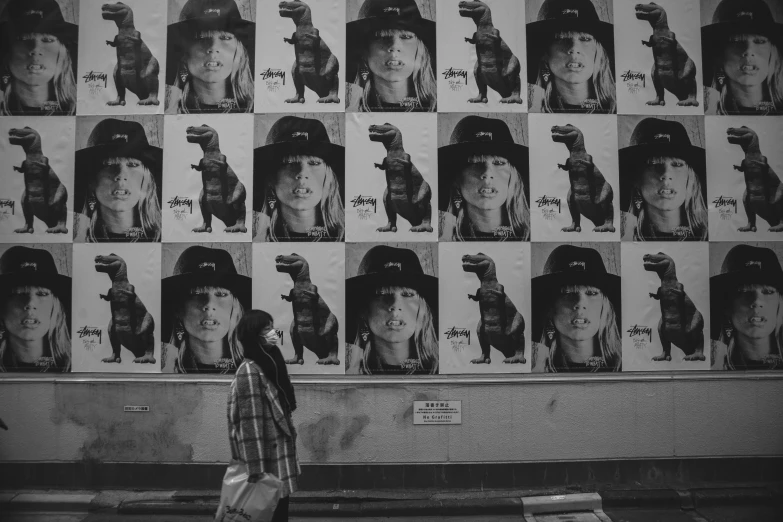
[
  {"x1": 530, "y1": 242, "x2": 622, "y2": 372},
  {"x1": 622, "y1": 241, "x2": 710, "y2": 371},
  {"x1": 615, "y1": 0, "x2": 704, "y2": 115},
  {"x1": 161, "y1": 242, "x2": 251, "y2": 374},
  {"x1": 0, "y1": 117, "x2": 75, "y2": 242},
  {"x1": 437, "y1": 0, "x2": 526, "y2": 112},
  {"x1": 162, "y1": 114, "x2": 252, "y2": 242},
  {"x1": 707, "y1": 116, "x2": 783, "y2": 240},
  {"x1": 71, "y1": 242, "x2": 160, "y2": 372},
  {"x1": 529, "y1": 113, "x2": 619, "y2": 241},
  {"x1": 438, "y1": 242, "x2": 530, "y2": 374},
  {"x1": 76, "y1": 0, "x2": 166, "y2": 114},
  {"x1": 710, "y1": 242, "x2": 783, "y2": 371},
  {"x1": 0, "y1": 243, "x2": 72, "y2": 372},
  {"x1": 255, "y1": 0, "x2": 344, "y2": 112},
  {"x1": 253, "y1": 113, "x2": 345, "y2": 242},
  {"x1": 73, "y1": 115, "x2": 163, "y2": 242},
  {"x1": 345, "y1": 112, "x2": 437, "y2": 242},
  {"x1": 252, "y1": 242, "x2": 345, "y2": 374},
  {"x1": 345, "y1": 241, "x2": 439, "y2": 375}
]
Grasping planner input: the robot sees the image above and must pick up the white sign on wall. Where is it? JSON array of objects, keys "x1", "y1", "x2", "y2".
[{"x1": 413, "y1": 400, "x2": 462, "y2": 425}]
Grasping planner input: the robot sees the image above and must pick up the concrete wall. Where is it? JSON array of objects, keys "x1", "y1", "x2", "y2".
[{"x1": 1, "y1": 373, "x2": 782, "y2": 465}]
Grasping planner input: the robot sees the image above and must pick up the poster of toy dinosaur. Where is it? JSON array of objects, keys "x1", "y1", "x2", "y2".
[
  {"x1": 345, "y1": 113, "x2": 437, "y2": 242},
  {"x1": 622, "y1": 242, "x2": 710, "y2": 371},
  {"x1": 76, "y1": 0, "x2": 166, "y2": 114},
  {"x1": 706, "y1": 116, "x2": 783, "y2": 240},
  {"x1": 438, "y1": 242, "x2": 530, "y2": 374},
  {"x1": 0, "y1": 117, "x2": 75, "y2": 243},
  {"x1": 615, "y1": 0, "x2": 704, "y2": 115},
  {"x1": 71, "y1": 242, "x2": 161, "y2": 372},
  {"x1": 437, "y1": 0, "x2": 527, "y2": 112},
  {"x1": 252, "y1": 243, "x2": 345, "y2": 374},
  {"x1": 161, "y1": 114, "x2": 253, "y2": 242},
  {"x1": 255, "y1": 0, "x2": 345, "y2": 112},
  {"x1": 529, "y1": 113, "x2": 620, "y2": 241}
]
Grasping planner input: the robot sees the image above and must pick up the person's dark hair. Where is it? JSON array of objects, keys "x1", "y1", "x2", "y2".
[{"x1": 237, "y1": 310, "x2": 297, "y2": 413}]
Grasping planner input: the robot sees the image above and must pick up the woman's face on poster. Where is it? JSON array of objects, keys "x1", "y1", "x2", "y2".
[
  {"x1": 366, "y1": 287, "x2": 419, "y2": 344},
  {"x1": 366, "y1": 29, "x2": 418, "y2": 84},
  {"x1": 273, "y1": 155, "x2": 327, "y2": 211},
  {"x1": 546, "y1": 32, "x2": 597, "y2": 85},
  {"x1": 93, "y1": 158, "x2": 146, "y2": 213},
  {"x1": 181, "y1": 286, "x2": 233, "y2": 343},
  {"x1": 2, "y1": 286, "x2": 54, "y2": 342},
  {"x1": 458, "y1": 154, "x2": 512, "y2": 211},
  {"x1": 185, "y1": 30, "x2": 238, "y2": 84},
  {"x1": 8, "y1": 34, "x2": 61, "y2": 87},
  {"x1": 729, "y1": 284, "x2": 779, "y2": 340},
  {"x1": 637, "y1": 157, "x2": 689, "y2": 212},
  {"x1": 722, "y1": 34, "x2": 773, "y2": 87},
  {"x1": 551, "y1": 285, "x2": 602, "y2": 342}
]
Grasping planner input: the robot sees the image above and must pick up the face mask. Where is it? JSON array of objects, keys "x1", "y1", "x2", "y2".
[{"x1": 263, "y1": 330, "x2": 279, "y2": 345}]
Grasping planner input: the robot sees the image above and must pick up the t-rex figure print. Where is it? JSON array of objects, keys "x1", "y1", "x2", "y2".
[
  {"x1": 458, "y1": 0, "x2": 522, "y2": 104},
  {"x1": 368, "y1": 123, "x2": 432, "y2": 233},
  {"x1": 102, "y1": 2, "x2": 160, "y2": 106},
  {"x1": 727, "y1": 126, "x2": 783, "y2": 232},
  {"x1": 643, "y1": 252, "x2": 705, "y2": 362},
  {"x1": 8, "y1": 127, "x2": 68, "y2": 234},
  {"x1": 186, "y1": 125, "x2": 247, "y2": 233},
  {"x1": 462, "y1": 253, "x2": 526, "y2": 364},
  {"x1": 279, "y1": 0, "x2": 340, "y2": 104},
  {"x1": 635, "y1": 3, "x2": 699, "y2": 107},
  {"x1": 95, "y1": 254, "x2": 156, "y2": 364},
  {"x1": 276, "y1": 253, "x2": 340, "y2": 365},
  {"x1": 551, "y1": 124, "x2": 615, "y2": 233}
]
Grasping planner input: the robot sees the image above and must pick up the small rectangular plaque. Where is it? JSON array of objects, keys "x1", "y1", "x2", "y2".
[
  {"x1": 124, "y1": 406, "x2": 149, "y2": 412},
  {"x1": 413, "y1": 401, "x2": 461, "y2": 425}
]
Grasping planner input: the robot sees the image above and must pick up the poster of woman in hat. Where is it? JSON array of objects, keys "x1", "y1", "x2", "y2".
[
  {"x1": 345, "y1": 0, "x2": 437, "y2": 112},
  {"x1": 0, "y1": 0, "x2": 78, "y2": 115},
  {"x1": 73, "y1": 115, "x2": 163, "y2": 242},
  {"x1": 525, "y1": 0, "x2": 616, "y2": 114},
  {"x1": 614, "y1": 0, "x2": 704, "y2": 115},
  {"x1": 531, "y1": 243, "x2": 622, "y2": 372},
  {"x1": 345, "y1": 112, "x2": 436, "y2": 242},
  {"x1": 701, "y1": 0, "x2": 783, "y2": 115},
  {"x1": 71, "y1": 242, "x2": 160, "y2": 373},
  {"x1": 252, "y1": 242, "x2": 345, "y2": 375},
  {"x1": 621, "y1": 242, "x2": 710, "y2": 371},
  {"x1": 437, "y1": 0, "x2": 526, "y2": 112},
  {"x1": 528, "y1": 113, "x2": 618, "y2": 241},
  {"x1": 161, "y1": 113, "x2": 252, "y2": 242},
  {"x1": 254, "y1": 0, "x2": 344, "y2": 112},
  {"x1": 75, "y1": 0, "x2": 166, "y2": 114},
  {"x1": 710, "y1": 242, "x2": 783, "y2": 371},
  {"x1": 438, "y1": 242, "x2": 530, "y2": 374},
  {"x1": 0, "y1": 116, "x2": 74, "y2": 242},
  {"x1": 438, "y1": 113, "x2": 530, "y2": 242},
  {"x1": 619, "y1": 115, "x2": 708, "y2": 241},
  {"x1": 161, "y1": 243, "x2": 250, "y2": 374},
  {"x1": 165, "y1": 0, "x2": 255, "y2": 114},
  {"x1": 253, "y1": 113, "x2": 345, "y2": 242},
  {"x1": 345, "y1": 242, "x2": 438, "y2": 375},
  {"x1": 706, "y1": 116, "x2": 783, "y2": 240},
  {"x1": 0, "y1": 244, "x2": 71, "y2": 372}
]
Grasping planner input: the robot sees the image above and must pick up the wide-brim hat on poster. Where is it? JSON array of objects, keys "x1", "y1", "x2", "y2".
[
  {"x1": 701, "y1": 0, "x2": 783, "y2": 85},
  {"x1": 0, "y1": 0, "x2": 79, "y2": 73},
  {"x1": 345, "y1": 245, "x2": 438, "y2": 341},
  {"x1": 165, "y1": 0, "x2": 256, "y2": 86},
  {"x1": 253, "y1": 116, "x2": 345, "y2": 212},
  {"x1": 618, "y1": 118, "x2": 706, "y2": 212},
  {"x1": 161, "y1": 246, "x2": 252, "y2": 341},
  {"x1": 526, "y1": 0, "x2": 615, "y2": 83},
  {"x1": 709, "y1": 244, "x2": 783, "y2": 339},
  {"x1": 438, "y1": 115, "x2": 529, "y2": 212},
  {"x1": 346, "y1": 0, "x2": 436, "y2": 84},
  {"x1": 0, "y1": 246, "x2": 72, "y2": 325},
  {"x1": 531, "y1": 244, "x2": 620, "y2": 340},
  {"x1": 73, "y1": 118, "x2": 163, "y2": 215}
]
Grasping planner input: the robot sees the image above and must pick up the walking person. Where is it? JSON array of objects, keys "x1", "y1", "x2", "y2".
[{"x1": 228, "y1": 309, "x2": 300, "y2": 521}]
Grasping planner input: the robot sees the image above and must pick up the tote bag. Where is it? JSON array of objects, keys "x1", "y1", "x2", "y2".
[{"x1": 215, "y1": 460, "x2": 284, "y2": 522}]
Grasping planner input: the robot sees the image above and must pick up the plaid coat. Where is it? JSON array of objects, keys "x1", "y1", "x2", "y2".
[{"x1": 227, "y1": 360, "x2": 301, "y2": 497}]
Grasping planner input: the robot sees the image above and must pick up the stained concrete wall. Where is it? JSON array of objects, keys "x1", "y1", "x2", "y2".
[{"x1": 0, "y1": 374, "x2": 782, "y2": 465}]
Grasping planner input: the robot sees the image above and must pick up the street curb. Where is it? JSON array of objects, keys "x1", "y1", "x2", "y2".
[
  {"x1": 599, "y1": 488, "x2": 682, "y2": 508},
  {"x1": 8, "y1": 493, "x2": 96, "y2": 512}
]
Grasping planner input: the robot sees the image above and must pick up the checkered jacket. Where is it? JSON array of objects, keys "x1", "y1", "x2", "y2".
[{"x1": 227, "y1": 360, "x2": 301, "y2": 497}]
